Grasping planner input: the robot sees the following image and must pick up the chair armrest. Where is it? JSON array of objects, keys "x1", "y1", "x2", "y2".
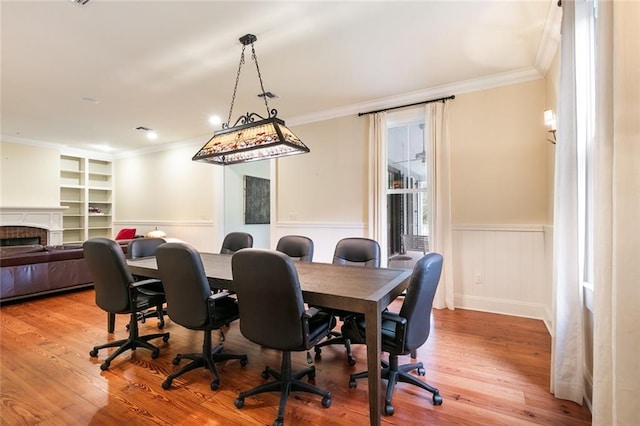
[
  {"x1": 303, "y1": 306, "x2": 321, "y2": 319},
  {"x1": 382, "y1": 310, "x2": 408, "y2": 348},
  {"x1": 207, "y1": 290, "x2": 234, "y2": 302},
  {"x1": 131, "y1": 278, "x2": 162, "y2": 289}
]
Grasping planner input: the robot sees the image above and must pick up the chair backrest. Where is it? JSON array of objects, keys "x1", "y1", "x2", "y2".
[
  {"x1": 83, "y1": 238, "x2": 134, "y2": 313},
  {"x1": 126, "y1": 237, "x2": 166, "y2": 259},
  {"x1": 220, "y1": 232, "x2": 253, "y2": 254},
  {"x1": 332, "y1": 237, "x2": 381, "y2": 268},
  {"x1": 232, "y1": 249, "x2": 306, "y2": 351},
  {"x1": 276, "y1": 235, "x2": 314, "y2": 262},
  {"x1": 155, "y1": 242, "x2": 214, "y2": 330},
  {"x1": 399, "y1": 252, "x2": 443, "y2": 350}
]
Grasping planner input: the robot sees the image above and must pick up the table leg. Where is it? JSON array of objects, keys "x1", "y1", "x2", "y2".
[{"x1": 365, "y1": 304, "x2": 382, "y2": 425}]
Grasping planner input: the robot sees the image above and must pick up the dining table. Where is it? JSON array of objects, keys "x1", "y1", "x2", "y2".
[{"x1": 127, "y1": 252, "x2": 412, "y2": 426}]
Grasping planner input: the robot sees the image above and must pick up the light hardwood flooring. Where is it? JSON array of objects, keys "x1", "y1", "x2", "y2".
[{"x1": 0, "y1": 289, "x2": 592, "y2": 425}]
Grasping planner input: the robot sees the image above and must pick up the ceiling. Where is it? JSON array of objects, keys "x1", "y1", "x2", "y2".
[{"x1": 1, "y1": 0, "x2": 560, "y2": 156}]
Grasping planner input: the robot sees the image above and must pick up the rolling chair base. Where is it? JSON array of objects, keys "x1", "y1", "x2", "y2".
[
  {"x1": 314, "y1": 331, "x2": 355, "y2": 366},
  {"x1": 162, "y1": 331, "x2": 247, "y2": 391},
  {"x1": 348, "y1": 356, "x2": 442, "y2": 416},
  {"x1": 91, "y1": 313, "x2": 170, "y2": 371},
  {"x1": 235, "y1": 351, "x2": 331, "y2": 426}
]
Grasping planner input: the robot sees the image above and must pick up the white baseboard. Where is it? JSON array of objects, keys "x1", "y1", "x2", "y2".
[{"x1": 454, "y1": 294, "x2": 548, "y2": 320}]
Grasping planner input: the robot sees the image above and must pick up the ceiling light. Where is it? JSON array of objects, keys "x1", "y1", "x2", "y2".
[
  {"x1": 69, "y1": 0, "x2": 90, "y2": 5},
  {"x1": 135, "y1": 126, "x2": 158, "y2": 141},
  {"x1": 192, "y1": 33, "x2": 310, "y2": 166},
  {"x1": 208, "y1": 115, "x2": 222, "y2": 126}
]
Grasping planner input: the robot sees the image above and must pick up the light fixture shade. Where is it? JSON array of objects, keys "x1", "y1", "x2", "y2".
[{"x1": 192, "y1": 116, "x2": 309, "y2": 165}]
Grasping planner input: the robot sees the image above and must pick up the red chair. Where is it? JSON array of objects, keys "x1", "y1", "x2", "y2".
[{"x1": 115, "y1": 228, "x2": 136, "y2": 240}]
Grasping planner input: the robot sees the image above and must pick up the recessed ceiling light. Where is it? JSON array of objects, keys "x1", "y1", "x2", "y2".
[
  {"x1": 81, "y1": 97, "x2": 99, "y2": 104},
  {"x1": 208, "y1": 115, "x2": 222, "y2": 126}
]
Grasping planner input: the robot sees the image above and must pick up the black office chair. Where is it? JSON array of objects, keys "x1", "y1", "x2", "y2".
[
  {"x1": 84, "y1": 238, "x2": 170, "y2": 371},
  {"x1": 232, "y1": 249, "x2": 333, "y2": 426},
  {"x1": 220, "y1": 232, "x2": 253, "y2": 254},
  {"x1": 156, "y1": 242, "x2": 248, "y2": 391},
  {"x1": 344, "y1": 252, "x2": 444, "y2": 416},
  {"x1": 127, "y1": 237, "x2": 167, "y2": 329},
  {"x1": 275, "y1": 235, "x2": 314, "y2": 262},
  {"x1": 314, "y1": 237, "x2": 381, "y2": 365}
]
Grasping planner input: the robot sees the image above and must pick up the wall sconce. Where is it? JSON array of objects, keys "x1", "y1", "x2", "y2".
[{"x1": 544, "y1": 109, "x2": 557, "y2": 144}]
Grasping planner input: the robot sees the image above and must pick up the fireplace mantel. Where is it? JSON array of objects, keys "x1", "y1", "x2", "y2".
[{"x1": 0, "y1": 206, "x2": 67, "y2": 245}]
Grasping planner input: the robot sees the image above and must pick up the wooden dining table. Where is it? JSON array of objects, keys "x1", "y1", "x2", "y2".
[{"x1": 127, "y1": 252, "x2": 412, "y2": 426}]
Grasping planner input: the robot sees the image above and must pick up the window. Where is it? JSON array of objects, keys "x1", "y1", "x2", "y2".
[
  {"x1": 576, "y1": 0, "x2": 597, "y2": 287},
  {"x1": 386, "y1": 109, "x2": 430, "y2": 258}
]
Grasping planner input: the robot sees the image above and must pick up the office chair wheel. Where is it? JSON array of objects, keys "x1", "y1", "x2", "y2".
[
  {"x1": 162, "y1": 379, "x2": 172, "y2": 390},
  {"x1": 162, "y1": 333, "x2": 170, "y2": 342},
  {"x1": 89, "y1": 348, "x2": 98, "y2": 357},
  {"x1": 314, "y1": 347, "x2": 322, "y2": 356},
  {"x1": 384, "y1": 404, "x2": 395, "y2": 416},
  {"x1": 261, "y1": 368, "x2": 270, "y2": 380},
  {"x1": 151, "y1": 349, "x2": 160, "y2": 359},
  {"x1": 100, "y1": 361, "x2": 110, "y2": 371},
  {"x1": 308, "y1": 369, "x2": 316, "y2": 381},
  {"x1": 417, "y1": 367, "x2": 426, "y2": 376},
  {"x1": 273, "y1": 418, "x2": 284, "y2": 426},
  {"x1": 322, "y1": 396, "x2": 332, "y2": 408},
  {"x1": 234, "y1": 397, "x2": 244, "y2": 409},
  {"x1": 347, "y1": 355, "x2": 356, "y2": 366},
  {"x1": 172, "y1": 356, "x2": 181, "y2": 365},
  {"x1": 348, "y1": 378, "x2": 357, "y2": 388},
  {"x1": 240, "y1": 357, "x2": 248, "y2": 367},
  {"x1": 210, "y1": 380, "x2": 219, "y2": 391},
  {"x1": 158, "y1": 317, "x2": 165, "y2": 329},
  {"x1": 433, "y1": 393, "x2": 443, "y2": 405}
]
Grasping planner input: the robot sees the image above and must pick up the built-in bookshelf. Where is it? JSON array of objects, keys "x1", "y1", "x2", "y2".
[{"x1": 60, "y1": 155, "x2": 113, "y2": 244}]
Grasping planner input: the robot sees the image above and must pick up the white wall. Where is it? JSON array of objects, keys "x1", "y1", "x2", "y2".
[{"x1": 0, "y1": 142, "x2": 59, "y2": 207}]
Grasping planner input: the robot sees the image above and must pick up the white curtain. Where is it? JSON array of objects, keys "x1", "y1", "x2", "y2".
[
  {"x1": 425, "y1": 102, "x2": 454, "y2": 309},
  {"x1": 592, "y1": 1, "x2": 640, "y2": 424},
  {"x1": 551, "y1": 0, "x2": 584, "y2": 404},
  {"x1": 368, "y1": 112, "x2": 388, "y2": 267}
]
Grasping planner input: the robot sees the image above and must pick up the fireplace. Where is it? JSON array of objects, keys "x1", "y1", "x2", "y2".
[
  {"x1": 0, "y1": 207, "x2": 65, "y2": 246},
  {"x1": 0, "y1": 226, "x2": 47, "y2": 246}
]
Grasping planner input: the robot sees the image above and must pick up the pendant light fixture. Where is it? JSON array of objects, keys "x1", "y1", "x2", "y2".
[{"x1": 192, "y1": 34, "x2": 310, "y2": 166}]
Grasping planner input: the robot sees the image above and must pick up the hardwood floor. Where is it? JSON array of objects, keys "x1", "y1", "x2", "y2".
[{"x1": 0, "y1": 289, "x2": 591, "y2": 425}]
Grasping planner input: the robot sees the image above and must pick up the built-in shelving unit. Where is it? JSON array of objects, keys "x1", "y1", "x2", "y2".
[{"x1": 60, "y1": 155, "x2": 113, "y2": 244}]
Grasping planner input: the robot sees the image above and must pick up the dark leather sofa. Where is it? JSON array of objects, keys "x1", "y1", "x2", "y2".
[{"x1": 0, "y1": 244, "x2": 94, "y2": 302}]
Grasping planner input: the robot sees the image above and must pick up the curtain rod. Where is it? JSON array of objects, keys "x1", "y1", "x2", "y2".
[{"x1": 357, "y1": 95, "x2": 455, "y2": 117}]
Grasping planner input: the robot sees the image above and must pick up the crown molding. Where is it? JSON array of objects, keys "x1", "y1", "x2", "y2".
[
  {"x1": 534, "y1": 0, "x2": 562, "y2": 76},
  {"x1": 287, "y1": 67, "x2": 543, "y2": 127}
]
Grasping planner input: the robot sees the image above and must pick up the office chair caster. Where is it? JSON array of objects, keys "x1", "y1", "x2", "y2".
[
  {"x1": 417, "y1": 367, "x2": 426, "y2": 376},
  {"x1": 162, "y1": 378, "x2": 173, "y2": 390},
  {"x1": 210, "y1": 379, "x2": 219, "y2": 391},
  {"x1": 89, "y1": 348, "x2": 98, "y2": 357},
  {"x1": 347, "y1": 355, "x2": 356, "y2": 366},
  {"x1": 172, "y1": 356, "x2": 181, "y2": 365},
  {"x1": 234, "y1": 397, "x2": 244, "y2": 409},
  {"x1": 261, "y1": 367, "x2": 270, "y2": 380},
  {"x1": 273, "y1": 417, "x2": 284, "y2": 426},
  {"x1": 100, "y1": 361, "x2": 110, "y2": 371},
  {"x1": 384, "y1": 403, "x2": 394, "y2": 416},
  {"x1": 151, "y1": 349, "x2": 159, "y2": 359},
  {"x1": 322, "y1": 396, "x2": 332, "y2": 408},
  {"x1": 239, "y1": 357, "x2": 248, "y2": 367},
  {"x1": 433, "y1": 393, "x2": 443, "y2": 405}
]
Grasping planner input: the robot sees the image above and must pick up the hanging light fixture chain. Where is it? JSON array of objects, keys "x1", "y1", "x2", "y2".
[
  {"x1": 250, "y1": 42, "x2": 271, "y2": 116},
  {"x1": 226, "y1": 44, "x2": 247, "y2": 128}
]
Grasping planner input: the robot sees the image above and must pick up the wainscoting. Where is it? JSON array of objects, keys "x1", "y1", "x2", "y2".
[
  {"x1": 113, "y1": 220, "x2": 552, "y2": 324},
  {"x1": 113, "y1": 221, "x2": 219, "y2": 253},
  {"x1": 453, "y1": 225, "x2": 551, "y2": 325}
]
